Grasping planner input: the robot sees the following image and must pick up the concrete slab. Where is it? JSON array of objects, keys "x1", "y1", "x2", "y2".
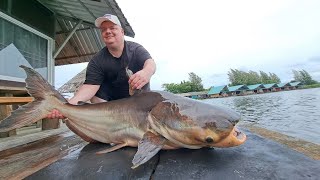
[
  {"x1": 27, "y1": 130, "x2": 320, "y2": 180},
  {"x1": 153, "y1": 130, "x2": 320, "y2": 180},
  {"x1": 26, "y1": 143, "x2": 158, "y2": 180}
]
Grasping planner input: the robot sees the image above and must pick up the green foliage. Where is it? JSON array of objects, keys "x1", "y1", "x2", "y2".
[
  {"x1": 228, "y1": 69, "x2": 281, "y2": 86},
  {"x1": 269, "y1": 72, "x2": 281, "y2": 83},
  {"x1": 303, "y1": 83, "x2": 320, "y2": 89},
  {"x1": 162, "y1": 72, "x2": 204, "y2": 93},
  {"x1": 292, "y1": 69, "x2": 318, "y2": 85},
  {"x1": 188, "y1": 72, "x2": 204, "y2": 92}
]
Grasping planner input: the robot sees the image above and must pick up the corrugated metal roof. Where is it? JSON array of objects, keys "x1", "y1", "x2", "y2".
[
  {"x1": 228, "y1": 85, "x2": 248, "y2": 92},
  {"x1": 247, "y1": 84, "x2": 264, "y2": 90},
  {"x1": 277, "y1": 83, "x2": 289, "y2": 88},
  {"x1": 263, "y1": 83, "x2": 278, "y2": 88},
  {"x1": 37, "y1": 0, "x2": 135, "y2": 66},
  {"x1": 58, "y1": 68, "x2": 86, "y2": 93},
  {"x1": 207, "y1": 85, "x2": 228, "y2": 95},
  {"x1": 289, "y1": 82, "x2": 302, "y2": 86}
]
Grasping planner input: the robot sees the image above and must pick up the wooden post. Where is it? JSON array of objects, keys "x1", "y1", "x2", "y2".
[
  {"x1": 42, "y1": 118, "x2": 60, "y2": 130},
  {"x1": 0, "y1": 93, "x2": 16, "y2": 138}
]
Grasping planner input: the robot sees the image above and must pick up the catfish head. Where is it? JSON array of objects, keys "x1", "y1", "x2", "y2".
[{"x1": 148, "y1": 96, "x2": 246, "y2": 149}]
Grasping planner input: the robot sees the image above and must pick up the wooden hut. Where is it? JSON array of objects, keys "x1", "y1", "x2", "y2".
[
  {"x1": 288, "y1": 82, "x2": 303, "y2": 90},
  {"x1": 207, "y1": 85, "x2": 229, "y2": 98},
  {"x1": 263, "y1": 83, "x2": 278, "y2": 93},
  {"x1": 58, "y1": 69, "x2": 86, "y2": 94},
  {"x1": 246, "y1": 84, "x2": 265, "y2": 94},
  {"x1": 227, "y1": 85, "x2": 249, "y2": 96},
  {"x1": 276, "y1": 83, "x2": 290, "y2": 91}
]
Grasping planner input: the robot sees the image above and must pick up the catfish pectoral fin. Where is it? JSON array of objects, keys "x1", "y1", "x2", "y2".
[
  {"x1": 96, "y1": 143, "x2": 128, "y2": 154},
  {"x1": 131, "y1": 131, "x2": 166, "y2": 169}
]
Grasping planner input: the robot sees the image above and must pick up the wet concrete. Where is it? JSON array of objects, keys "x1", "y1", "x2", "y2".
[
  {"x1": 26, "y1": 143, "x2": 158, "y2": 180},
  {"x1": 27, "y1": 130, "x2": 320, "y2": 180}
]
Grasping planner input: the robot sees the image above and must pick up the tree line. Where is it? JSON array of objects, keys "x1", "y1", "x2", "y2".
[
  {"x1": 292, "y1": 70, "x2": 318, "y2": 85},
  {"x1": 228, "y1": 69, "x2": 281, "y2": 86},
  {"x1": 162, "y1": 69, "x2": 318, "y2": 93}
]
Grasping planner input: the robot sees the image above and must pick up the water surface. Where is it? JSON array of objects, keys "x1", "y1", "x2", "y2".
[{"x1": 203, "y1": 88, "x2": 320, "y2": 144}]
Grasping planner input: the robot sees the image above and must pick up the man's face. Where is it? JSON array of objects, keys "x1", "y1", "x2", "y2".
[{"x1": 100, "y1": 21, "x2": 124, "y2": 47}]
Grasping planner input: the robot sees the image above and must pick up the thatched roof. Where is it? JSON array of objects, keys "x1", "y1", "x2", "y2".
[{"x1": 58, "y1": 69, "x2": 86, "y2": 93}]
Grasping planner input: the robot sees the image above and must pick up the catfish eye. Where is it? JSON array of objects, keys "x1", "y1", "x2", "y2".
[{"x1": 205, "y1": 137, "x2": 214, "y2": 143}]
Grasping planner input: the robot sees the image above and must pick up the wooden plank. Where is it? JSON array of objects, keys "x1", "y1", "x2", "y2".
[
  {"x1": 0, "y1": 93, "x2": 16, "y2": 137},
  {"x1": 0, "y1": 125, "x2": 69, "y2": 152},
  {"x1": 0, "y1": 130, "x2": 87, "y2": 180},
  {"x1": 0, "y1": 97, "x2": 34, "y2": 105},
  {"x1": 42, "y1": 118, "x2": 60, "y2": 130}
]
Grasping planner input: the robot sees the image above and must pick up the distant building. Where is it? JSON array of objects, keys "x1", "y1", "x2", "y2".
[
  {"x1": 277, "y1": 83, "x2": 290, "y2": 91},
  {"x1": 247, "y1": 84, "x2": 265, "y2": 94},
  {"x1": 207, "y1": 85, "x2": 229, "y2": 98},
  {"x1": 227, "y1": 85, "x2": 249, "y2": 96},
  {"x1": 288, "y1": 82, "x2": 303, "y2": 90},
  {"x1": 263, "y1": 83, "x2": 278, "y2": 92},
  {"x1": 178, "y1": 91, "x2": 208, "y2": 99}
]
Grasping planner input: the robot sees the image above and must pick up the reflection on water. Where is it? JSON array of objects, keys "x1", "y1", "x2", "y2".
[{"x1": 203, "y1": 88, "x2": 320, "y2": 144}]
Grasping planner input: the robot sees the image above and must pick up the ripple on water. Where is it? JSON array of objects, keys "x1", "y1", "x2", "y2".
[{"x1": 203, "y1": 88, "x2": 320, "y2": 144}]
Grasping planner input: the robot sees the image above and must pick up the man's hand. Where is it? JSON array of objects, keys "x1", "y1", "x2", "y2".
[
  {"x1": 128, "y1": 69, "x2": 152, "y2": 90},
  {"x1": 47, "y1": 109, "x2": 65, "y2": 119}
]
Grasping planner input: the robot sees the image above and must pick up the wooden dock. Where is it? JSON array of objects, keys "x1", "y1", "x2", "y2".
[{"x1": 0, "y1": 125, "x2": 87, "y2": 179}]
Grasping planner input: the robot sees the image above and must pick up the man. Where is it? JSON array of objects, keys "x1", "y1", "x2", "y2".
[{"x1": 48, "y1": 14, "x2": 156, "y2": 118}]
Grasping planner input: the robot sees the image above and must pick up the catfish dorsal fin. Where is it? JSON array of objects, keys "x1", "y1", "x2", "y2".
[{"x1": 126, "y1": 67, "x2": 148, "y2": 96}]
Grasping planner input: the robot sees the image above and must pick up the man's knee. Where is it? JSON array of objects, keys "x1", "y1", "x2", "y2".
[{"x1": 90, "y1": 96, "x2": 107, "y2": 103}]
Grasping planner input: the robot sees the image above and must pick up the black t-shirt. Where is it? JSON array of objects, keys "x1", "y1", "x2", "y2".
[{"x1": 84, "y1": 41, "x2": 152, "y2": 101}]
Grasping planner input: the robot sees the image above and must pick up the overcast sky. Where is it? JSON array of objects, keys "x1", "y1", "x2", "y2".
[{"x1": 55, "y1": 0, "x2": 320, "y2": 90}]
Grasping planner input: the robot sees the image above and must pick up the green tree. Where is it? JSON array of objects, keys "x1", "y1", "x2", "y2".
[
  {"x1": 162, "y1": 83, "x2": 180, "y2": 93},
  {"x1": 247, "y1": 71, "x2": 260, "y2": 85},
  {"x1": 292, "y1": 70, "x2": 302, "y2": 82},
  {"x1": 228, "y1": 69, "x2": 246, "y2": 86},
  {"x1": 162, "y1": 72, "x2": 204, "y2": 93},
  {"x1": 260, "y1": 71, "x2": 271, "y2": 84},
  {"x1": 229, "y1": 69, "x2": 281, "y2": 85},
  {"x1": 188, "y1": 72, "x2": 204, "y2": 91},
  {"x1": 293, "y1": 69, "x2": 318, "y2": 85},
  {"x1": 269, "y1": 73, "x2": 281, "y2": 83}
]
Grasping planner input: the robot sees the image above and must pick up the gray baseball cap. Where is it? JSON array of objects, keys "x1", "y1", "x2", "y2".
[{"x1": 95, "y1": 14, "x2": 122, "y2": 28}]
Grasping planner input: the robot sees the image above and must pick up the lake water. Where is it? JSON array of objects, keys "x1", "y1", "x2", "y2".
[{"x1": 203, "y1": 88, "x2": 320, "y2": 144}]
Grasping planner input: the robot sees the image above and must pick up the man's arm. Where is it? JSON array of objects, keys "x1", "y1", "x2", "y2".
[
  {"x1": 47, "y1": 84, "x2": 100, "y2": 118},
  {"x1": 129, "y1": 58, "x2": 156, "y2": 89},
  {"x1": 68, "y1": 84, "x2": 100, "y2": 104}
]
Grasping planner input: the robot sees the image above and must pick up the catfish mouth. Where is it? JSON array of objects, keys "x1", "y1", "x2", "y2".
[
  {"x1": 211, "y1": 127, "x2": 247, "y2": 148},
  {"x1": 233, "y1": 127, "x2": 246, "y2": 142}
]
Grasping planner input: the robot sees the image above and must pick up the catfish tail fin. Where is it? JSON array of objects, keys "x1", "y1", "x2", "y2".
[{"x1": 0, "y1": 65, "x2": 67, "y2": 133}]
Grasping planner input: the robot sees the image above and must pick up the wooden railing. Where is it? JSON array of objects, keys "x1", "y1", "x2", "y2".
[
  {"x1": 0, "y1": 96, "x2": 34, "y2": 138},
  {"x1": 0, "y1": 97, "x2": 34, "y2": 105}
]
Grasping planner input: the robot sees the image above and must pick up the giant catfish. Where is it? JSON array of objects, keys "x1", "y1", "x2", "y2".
[{"x1": 0, "y1": 66, "x2": 246, "y2": 168}]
